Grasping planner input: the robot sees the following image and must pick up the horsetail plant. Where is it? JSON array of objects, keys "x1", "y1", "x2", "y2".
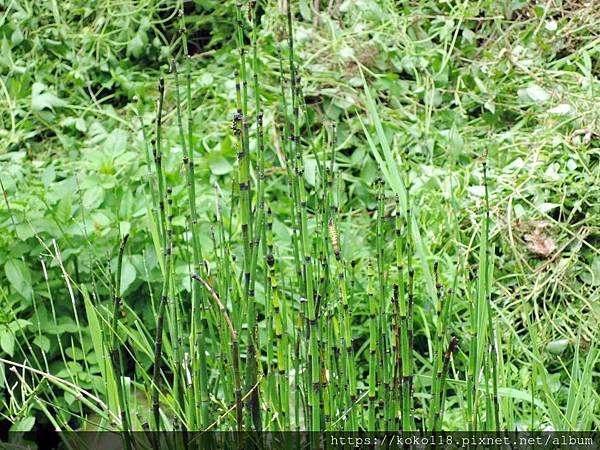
[
  {"x1": 152, "y1": 187, "x2": 173, "y2": 433},
  {"x1": 173, "y1": 34, "x2": 211, "y2": 426},
  {"x1": 9, "y1": 1, "x2": 588, "y2": 438},
  {"x1": 191, "y1": 273, "x2": 243, "y2": 432},
  {"x1": 109, "y1": 233, "x2": 133, "y2": 450}
]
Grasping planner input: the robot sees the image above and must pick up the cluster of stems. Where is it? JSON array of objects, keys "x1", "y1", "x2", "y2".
[{"x1": 117, "y1": 1, "x2": 501, "y2": 433}]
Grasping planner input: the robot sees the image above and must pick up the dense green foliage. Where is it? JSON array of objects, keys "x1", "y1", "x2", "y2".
[{"x1": 0, "y1": 0, "x2": 598, "y2": 438}]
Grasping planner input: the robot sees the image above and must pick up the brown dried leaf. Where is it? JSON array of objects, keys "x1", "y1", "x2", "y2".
[{"x1": 523, "y1": 221, "x2": 556, "y2": 258}]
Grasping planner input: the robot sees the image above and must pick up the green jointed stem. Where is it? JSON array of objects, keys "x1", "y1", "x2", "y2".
[
  {"x1": 153, "y1": 78, "x2": 167, "y2": 249},
  {"x1": 435, "y1": 336, "x2": 460, "y2": 429},
  {"x1": 135, "y1": 104, "x2": 159, "y2": 214},
  {"x1": 234, "y1": 2, "x2": 260, "y2": 429},
  {"x1": 329, "y1": 211, "x2": 357, "y2": 430},
  {"x1": 375, "y1": 179, "x2": 386, "y2": 307},
  {"x1": 191, "y1": 273, "x2": 243, "y2": 432},
  {"x1": 152, "y1": 188, "x2": 173, "y2": 432},
  {"x1": 396, "y1": 196, "x2": 410, "y2": 430},
  {"x1": 264, "y1": 211, "x2": 276, "y2": 427},
  {"x1": 429, "y1": 262, "x2": 445, "y2": 430},
  {"x1": 249, "y1": 0, "x2": 266, "y2": 307},
  {"x1": 467, "y1": 273, "x2": 477, "y2": 430},
  {"x1": 247, "y1": 3, "x2": 268, "y2": 426},
  {"x1": 169, "y1": 59, "x2": 187, "y2": 423},
  {"x1": 391, "y1": 283, "x2": 401, "y2": 429},
  {"x1": 469, "y1": 156, "x2": 492, "y2": 431},
  {"x1": 109, "y1": 234, "x2": 132, "y2": 449},
  {"x1": 110, "y1": 234, "x2": 129, "y2": 352},
  {"x1": 367, "y1": 261, "x2": 377, "y2": 430},
  {"x1": 398, "y1": 192, "x2": 415, "y2": 431},
  {"x1": 375, "y1": 179, "x2": 390, "y2": 430},
  {"x1": 275, "y1": 45, "x2": 303, "y2": 302},
  {"x1": 393, "y1": 197, "x2": 404, "y2": 429},
  {"x1": 173, "y1": 42, "x2": 210, "y2": 426},
  {"x1": 298, "y1": 168, "x2": 320, "y2": 431},
  {"x1": 266, "y1": 208, "x2": 291, "y2": 429},
  {"x1": 284, "y1": 0, "x2": 320, "y2": 430},
  {"x1": 483, "y1": 156, "x2": 500, "y2": 430}
]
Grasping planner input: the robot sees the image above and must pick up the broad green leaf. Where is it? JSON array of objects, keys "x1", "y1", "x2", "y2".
[
  {"x1": 7, "y1": 319, "x2": 31, "y2": 332},
  {"x1": 56, "y1": 194, "x2": 73, "y2": 224},
  {"x1": 119, "y1": 189, "x2": 134, "y2": 217},
  {"x1": 518, "y1": 83, "x2": 550, "y2": 103},
  {"x1": 31, "y1": 82, "x2": 66, "y2": 111},
  {"x1": 10, "y1": 416, "x2": 35, "y2": 432},
  {"x1": 538, "y1": 202, "x2": 560, "y2": 213},
  {"x1": 11, "y1": 28, "x2": 24, "y2": 47},
  {"x1": 207, "y1": 152, "x2": 233, "y2": 175},
  {"x1": 580, "y1": 256, "x2": 600, "y2": 286},
  {"x1": 199, "y1": 72, "x2": 214, "y2": 87},
  {"x1": 83, "y1": 186, "x2": 105, "y2": 209},
  {"x1": 15, "y1": 223, "x2": 35, "y2": 241},
  {"x1": 65, "y1": 347, "x2": 87, "y2": 360},
  {"x1": 104, "y1": 129, "x2": 128, "y2": 156},
  {"x1": 91, "y1": 212, "x2": 111, "y2": 230},
  {"x1": 446, "y1": 124, "x2": 464, "y2": 159},
  {"x1": 127, "y1": 30, "x2": 147, "y2": 59},
  {"x1": 360, "y1": 157, "x2": 377, "y2": 186},
  {"x1": 548, "y1": 104, "x2": 571, "y2": 115},
  {"x1": 55, "y1": 361, "x2": 83, "y2": 378},
  {"x1": 220, "y1": 135, "x2": 234, "y2": 155},
  {"x1": 0, "y1": 328, "x2": 15, "y2": 356},
  {"x1": 120, "y1": 257, "x2": 136, "y2": 295},
  {"x1": 119, "y1": 221, "x2": 131, "y2": 237},
  {"x1": 546, "y1": 339, "x2": 570, "y2": 355},
  {"x1": 33, "y1": 335, "x2": 50, "y2": 352},
  {"x1": 299, "y1": 0, "x2": 312, "y2": 21},
  {"x1": 303, "y1": 157, "x2": 317, "y2": 186},
  {"x1": 41, "y1": 165, "x2": 56, "y2": 186},
  {"x1": 45, "y1": 317, "x2": 79, "y2": 335},
  {"x1": 4, "y1": 259, "x2": 33, "y2": 300}
]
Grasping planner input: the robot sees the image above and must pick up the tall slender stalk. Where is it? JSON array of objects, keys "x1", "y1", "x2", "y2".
[
  {"x1": 429, "y1": 262, "x2": 444, "y2": 430},
  {"x1": 233, "y1": 2, "x2": 260, "y2": 430},
  {"x1": 393, "y1": 196, "x2": 405, "y2": 430},
  {"x1": 367, "y1": 261, "x2": 377, "y2": 430},
  {"x1": 399, "y1": 191, "x2": 415, "y2": 431},
  {"x1": 109, "y1": 234, "x2": 132, "y2": 448},
  {"x1": 284, "y1": 0, "x2": 320, "y2": 430},
  {"x1": 191, "y1": 273, "x2": 243, "y2": 432},
  {"x1": 153, "y1": 78, "x2": 167, "y2": 249},
  {"x1": 375, "y1": 179, "x2": 388, "y2": 430},
  {"x1": 172, "y1": 31, "x2": 211, "y2": 424},
  {"x1": 329, "y1": 210, "x2": 357, "y2": 430},
  {"x1": 391, "y1": 283, "x2": 401, "y2": 430},
  {"x1": 152, "y1": 187, "x2": 173, "y2": 432},
  {"x1": 435, "y1": 336, "x2": 460, "y2": 430},
  {"x1": 483, "y1": 155, "x2": 500, "y2": 430}
]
